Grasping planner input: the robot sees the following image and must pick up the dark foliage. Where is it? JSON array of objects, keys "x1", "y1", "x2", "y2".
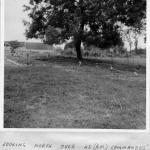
[{"x1": 23, "y1": 0, "x2": 146, "y2": 59}]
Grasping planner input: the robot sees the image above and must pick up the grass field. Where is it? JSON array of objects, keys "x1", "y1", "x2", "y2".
[{"x1": 4, "y1": 48, "x2": 146, "y2": 128}]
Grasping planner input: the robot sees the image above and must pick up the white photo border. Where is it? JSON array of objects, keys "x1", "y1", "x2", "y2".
[{"x1": 0, "y1": 0, "x2": 149, "y2": 133}]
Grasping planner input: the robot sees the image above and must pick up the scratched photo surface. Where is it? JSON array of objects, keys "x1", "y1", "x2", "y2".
[{"x1": 4, "y1": 0, "x2": 146, "y2": 128}]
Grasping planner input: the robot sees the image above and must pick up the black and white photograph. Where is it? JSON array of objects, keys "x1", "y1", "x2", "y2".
[{"x1": 4, "y1": 0, "x2": 147, "y2": 129}]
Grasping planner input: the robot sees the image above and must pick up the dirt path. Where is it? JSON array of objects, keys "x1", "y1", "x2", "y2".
[{"x1": 5, "y1": 59, "x2": 25, "y2": 67}]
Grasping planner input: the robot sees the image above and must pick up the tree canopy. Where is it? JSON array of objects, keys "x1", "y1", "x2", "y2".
[{"x1": 24, "y1": 0, "x2": 146, "y2": 59}]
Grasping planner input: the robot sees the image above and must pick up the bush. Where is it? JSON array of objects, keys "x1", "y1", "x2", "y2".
[
  {"x1": 64, "y1": 41, "x2": 75, "y2": 50},
  {"x1": 62, "y1": 48, "x2": 76, "y2": 56},
  {"x1": 135, "y1": 48, "x2": 146, "y2": 55},
  {"x1": 114, "y1": 46, "x2": 127, "y2": 55}
]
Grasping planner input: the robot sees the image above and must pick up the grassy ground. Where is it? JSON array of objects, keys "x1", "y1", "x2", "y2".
[
  {"x1": 4, "y1": 49, "x2": 146, "y2": 128},
  {"x1": 96, "y1": 56, "x2": 146, "y2": 67}
]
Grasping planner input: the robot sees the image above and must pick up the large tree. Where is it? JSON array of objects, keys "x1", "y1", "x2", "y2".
[{"x1": 24, "y1": 0, "x2": 146, "y2": 60}]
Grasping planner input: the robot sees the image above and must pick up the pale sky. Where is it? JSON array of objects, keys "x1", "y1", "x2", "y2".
[
  {"x1": 4, "y1": 0, "x2": 40, "y2": 42},
  {"x1": 4, "y1": 0, "x2": 146, "y2": 50}
]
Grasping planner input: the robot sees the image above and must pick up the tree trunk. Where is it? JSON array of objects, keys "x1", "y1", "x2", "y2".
[
  {"x1": 135, "y1": 39, "x2": 138, "y2": 54},
  {"x1": 74, "y1": 0, "x2": 84, "y2": 60},
  {"x1": 75, "y1": 38, "x2": 82, "y2": 60}
]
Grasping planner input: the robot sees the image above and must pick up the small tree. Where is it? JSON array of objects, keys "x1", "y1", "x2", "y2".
[
  {"x1": 9, "y1": 41, "x2": 22, "y2": 56},
  {"x1": 132, "y1": 19, "x2": 146, "y2": 53},
  {"x1": 126, "y1": 29, "x2": 133, "y2": 55}
]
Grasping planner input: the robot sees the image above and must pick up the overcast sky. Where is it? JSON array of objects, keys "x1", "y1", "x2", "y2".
[
  {"x1": 4, "y1": 0, "x2": 146, "y2": 50},
  {"x1": 4, "y1": 0, "x2": 40, "y2": 42}
]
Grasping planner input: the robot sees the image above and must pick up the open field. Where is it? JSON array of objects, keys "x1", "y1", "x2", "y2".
[{"x1": 4, "y1": 48, "x2": 146, "y2": 128}]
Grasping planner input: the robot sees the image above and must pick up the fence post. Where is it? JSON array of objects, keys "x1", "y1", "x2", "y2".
[
  {"x1": 27, "y1": 53, "x2": 29, "y2": 65},
  {"x1": 110, "y1": 48, "x2": 114, "y2": 65},
  {"x1": 126, "y1": 52, "x2": 129, "y2": 65}
]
